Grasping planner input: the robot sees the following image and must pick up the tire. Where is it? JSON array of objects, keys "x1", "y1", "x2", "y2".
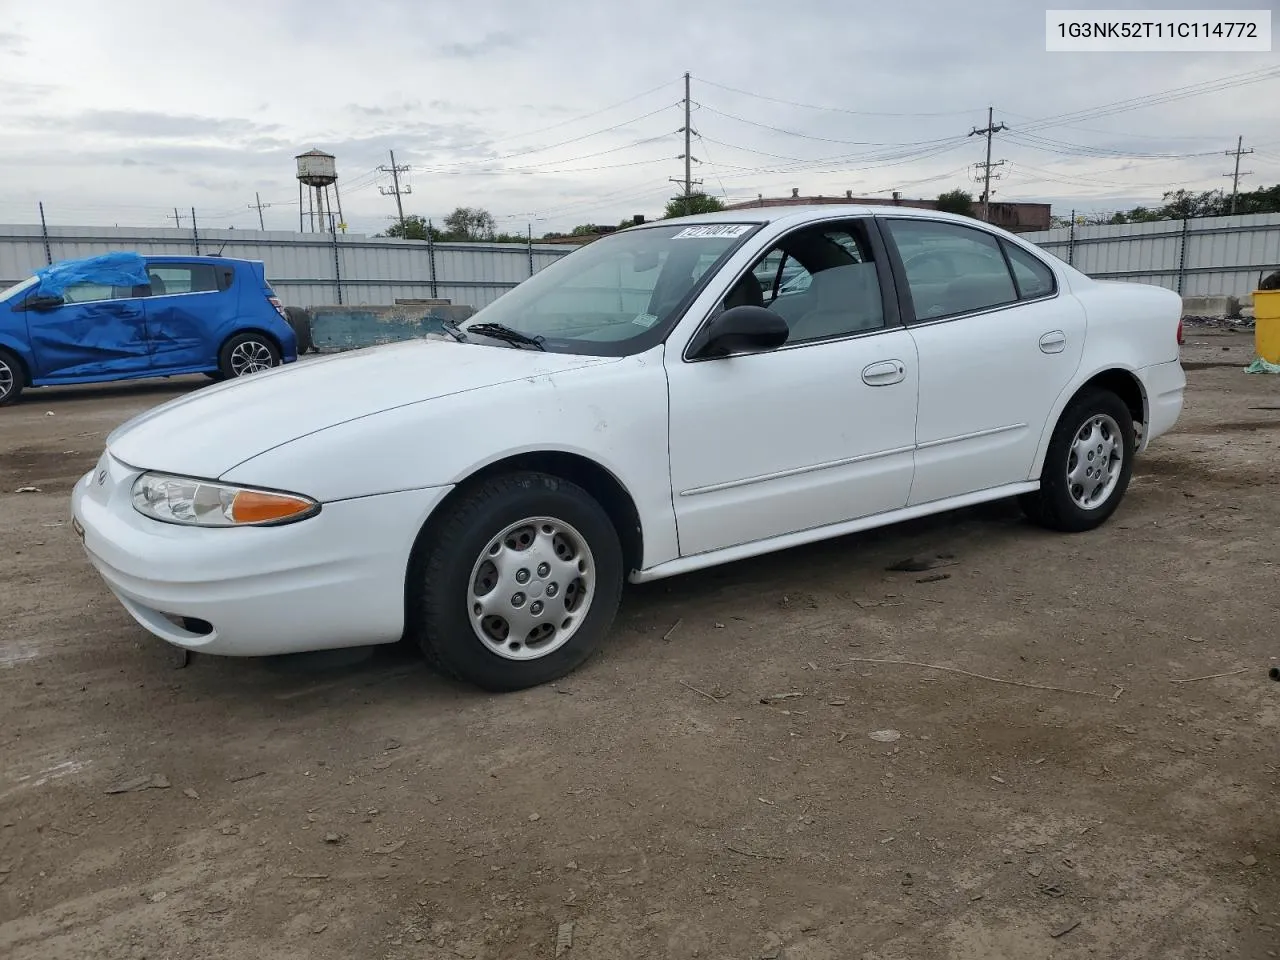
[
  {"x1": 409, "y1": 471, "x2": 624, "y2": 692},
  {"x1": 0, "y1": 349, "x2": 25, "y2": 407},
  {"x1": 218, "y1": 332, "x2": 281, "y2": 379},
  {"x1": 1019, "y1": 388, "x2": 1135, "y2": 533},
  {"x1": 284, "y1": 306, "x2": 313, "y2": 356}
]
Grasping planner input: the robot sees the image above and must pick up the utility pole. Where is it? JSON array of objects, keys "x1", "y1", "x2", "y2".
[
  {"x1": 669, "y1": 71, "x2": 701, "y2": 215},
  {"x1": 1223, "y1": 136, "x2": 1254, "y2": 214},
  {"x1": 378, "y1": 150, "x2": 412, "y2": 235},
  {"x1": 969, "y1": 107, "x2": 1007, "y2": 222},
  {"x1": 170, "y1": 207, "x2": 183, "y2": 228},
  {"x1": 248, "y1": 192, "x2": 274, "y2": 231}
]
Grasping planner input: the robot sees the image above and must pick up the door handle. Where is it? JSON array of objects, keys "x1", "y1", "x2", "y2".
[
  {"x1": 1039, "y1": 330, "x2": 1067, "y2": 354},
  {"x1": 862, "y1": 360, "x2": 906, "y2": 386}
]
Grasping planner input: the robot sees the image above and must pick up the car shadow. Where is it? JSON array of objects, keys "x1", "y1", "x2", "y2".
[
  {"x1": 20, "y1": 376, "x2": 208, "y2": 405},
  {"x1": 166, "y1": 496, "x2": 1037, "y2": 705}
]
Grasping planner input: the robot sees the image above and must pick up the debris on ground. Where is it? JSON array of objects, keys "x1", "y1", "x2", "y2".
[
  {"x1": 869, "y1": 730, "x2": 902, "y2": 743},
  {"x1": 555, "y1": 921, "x2": 575, "y2": 957}
]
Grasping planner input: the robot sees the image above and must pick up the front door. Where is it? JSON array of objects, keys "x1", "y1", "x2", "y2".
[
  {"x1": 665, "y1": 218, "x2": 920, "y2": 557},
  {"x1": 25, "y1": 282, "x2": 152, "y2": 380},
  {"x1": 879, "y1": 216, "x2": 1086, "y2": 505}
]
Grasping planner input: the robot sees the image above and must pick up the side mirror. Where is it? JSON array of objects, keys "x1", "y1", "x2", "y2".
[
  {"x1": 689, "y1": 304, "x2": 789, "y2": 359},
  {"x1": 25, "y1": 294, "x2": 64, "y2": 311}
]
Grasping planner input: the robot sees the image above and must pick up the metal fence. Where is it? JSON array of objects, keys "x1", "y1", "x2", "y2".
[
  {"x1": 6, "y1": 213, "x2": 1279, "y2": 310},
  {"x1": 0, "y1": 224, "x2": 575, "y2": 310},
  {"x1": 1019, "y1": 211, "x2": 1280, "y2": 300}
]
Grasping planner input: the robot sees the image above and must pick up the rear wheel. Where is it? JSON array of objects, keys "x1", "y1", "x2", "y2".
[
  {"x1": 1020, "y1": 388, "x2": 1135, "y2": 532},
  {"x1": 408, "y1": 471, "x2": 624, "y2": 691},
  {"x1": 0, "y1": 349, "x2": 25, "y2": 406},
  {"x1": 218, "y1": 333, "x2": 280, "y2": 379}
]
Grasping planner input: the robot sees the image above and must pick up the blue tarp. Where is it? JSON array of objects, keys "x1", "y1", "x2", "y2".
[{"x1": 33, "y1": 252, "x2": 150, "y2": 299}]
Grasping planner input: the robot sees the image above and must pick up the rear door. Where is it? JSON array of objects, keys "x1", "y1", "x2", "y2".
[
  {"x1": 25, "y1": 282, "x2": 152, "y2": 380},
  {"x1": 142, "y1": 261, "x2": 232, "y2": 371},
  {"x1": 879, "y1": 216, "x2": 1086, "y2": 505}
]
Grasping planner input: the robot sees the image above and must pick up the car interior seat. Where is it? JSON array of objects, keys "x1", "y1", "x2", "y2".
[{"x1": 786, "y1": 262, "x2": 883, "y2": 341}]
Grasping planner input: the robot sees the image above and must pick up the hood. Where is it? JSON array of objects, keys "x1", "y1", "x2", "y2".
[{"x1": 106, "y1": 338, "x2": 613, "y2": 478}]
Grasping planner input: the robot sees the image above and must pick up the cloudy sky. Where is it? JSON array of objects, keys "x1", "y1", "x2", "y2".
[{"x1": 0, "y1": 0, "x2": 1277, "y2": 235}]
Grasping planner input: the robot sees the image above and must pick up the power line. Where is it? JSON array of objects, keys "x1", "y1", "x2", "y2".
[
  {"x1": 694, "y1": 76, "x2": 982, "y2": 118},
  {"x1": 1015, "y1": 66, "x2": 1280, "y2": 134},
  {"x1": 1224, "y1": 136, "x2": 1254, "y2": 213}
]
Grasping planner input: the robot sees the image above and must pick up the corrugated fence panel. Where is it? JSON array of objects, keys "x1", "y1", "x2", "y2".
[
  {"x1": 0, "y1": 224, "x2": 574, "y2": 309},
  {"x1": 1021, "y1": 212, "x2": 1280, "y2": 298}
]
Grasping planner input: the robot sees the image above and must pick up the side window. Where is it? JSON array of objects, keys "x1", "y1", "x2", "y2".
[
  {"x1": 61, "y1": 283, "x2": 131, "y2": 304},
  {"x1": 886, "y1": 219, "x2": 1018, "y2": 321},
  {"x1": 146, "y1": 264, "x2": 220, "y2": 296},
  {"x1": 1001, "y1": 240, "x2": 1056, "y2": 300},
  {"x1": 720, "y1": 221, "x2": 885, "y2": 344}
]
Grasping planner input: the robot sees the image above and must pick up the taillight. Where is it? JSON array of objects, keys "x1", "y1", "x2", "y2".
[
  {"x1": 267, "y1": 295, "x2": 288, "y2": 320},
  {"x1": 1177, "y1": 319, "x2": 1184, "y2": 345}
]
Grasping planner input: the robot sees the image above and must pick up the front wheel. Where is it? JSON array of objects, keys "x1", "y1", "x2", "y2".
[
  {"x1": 0, "y1": 349, "x2": 25, "y2": 407},
  {"x1": 218, "y1": 333, "x2": 280, "y2": 379},
  {"x1": 1020, "y1": 388, "x2": 1135, "y2": 532},
  {"x1": 409, "y1": 471, "x2": 624, "y2": 691}
]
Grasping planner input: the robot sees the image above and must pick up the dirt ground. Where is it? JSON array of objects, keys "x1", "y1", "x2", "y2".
[{"x1": 1, "y1": 327, "x2": 1277, "y2": 960}]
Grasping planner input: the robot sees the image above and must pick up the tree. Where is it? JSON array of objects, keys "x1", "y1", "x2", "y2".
[
  {"x1": 935, "y1": 189, "x2": 974, "y2": 217},
  {"x1": 443, "y1": 206, "x2": 496, "y2": 241},
  {"x1": 662, "y1": 193, "x2": 726, "y2": 218},
  {"x1": 381, "y1": 214, "x2": 437, "y2": 241},
  {"x1": 570, "y1": 224, "x2": 600, "y2": 236}
]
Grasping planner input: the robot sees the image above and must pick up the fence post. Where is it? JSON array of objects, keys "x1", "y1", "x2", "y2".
[
  {"x1": 1067, "y1": 209, "x2": 1075, "y2": 266},
  {"x1": 191, "y1": 207, "x2": 200, "y2": 255},
  {"x1": 527, "y1": 223, "x2": 534, "y2": 277},
  {"x1": 427, "y1": 219, "x2": 438, "y2": 299},
  {"x1": 1176, "y1": 217, "x2": 1189, "y2": 295},
  {"x1": 37, "y1": 201, "x2": 52, "y2": 265},
  {"x1": 330, "y1": 214, "x2": 343, "y2": 305}
]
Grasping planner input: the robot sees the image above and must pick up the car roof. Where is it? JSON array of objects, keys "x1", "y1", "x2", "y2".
[
  {"x1": 649, "y1": 204, "x2": 1024, "y2": 235},
  {"x1": 143, "y1": 255, "x2": 260, "y2": 266}
]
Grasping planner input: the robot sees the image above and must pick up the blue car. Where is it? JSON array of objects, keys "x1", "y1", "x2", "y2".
[{"x1": 0, "y1": 252, "x2": 298, "y2": 406}]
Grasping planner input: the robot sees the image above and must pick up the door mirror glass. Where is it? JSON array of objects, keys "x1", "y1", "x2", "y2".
[{"x1": 691, "y1": 304, "x2": 789, "y2": 358}]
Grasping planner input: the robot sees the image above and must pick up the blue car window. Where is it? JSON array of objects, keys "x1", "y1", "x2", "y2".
[
  {"x1": 61, "y1": 282, "x2": 132, "y2": 304},
  {"x1": 147, "y1": 264, "x2": 220, "y2": 295}
]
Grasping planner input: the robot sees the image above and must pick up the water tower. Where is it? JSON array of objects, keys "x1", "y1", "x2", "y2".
[{"x1": 295, "y1": 148, "x2": 344, "y2": 233}]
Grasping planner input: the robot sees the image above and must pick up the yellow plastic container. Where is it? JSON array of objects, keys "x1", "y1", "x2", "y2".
[{"x1": 1256, "y1": 290, "x2": 1280, "y2": 364}]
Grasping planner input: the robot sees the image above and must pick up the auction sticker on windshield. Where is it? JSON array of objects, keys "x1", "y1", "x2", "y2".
[{"x1": 671, "y1": 224, "x2": 754, "y2": 239}]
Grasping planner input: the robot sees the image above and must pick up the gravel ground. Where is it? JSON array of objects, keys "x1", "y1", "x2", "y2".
[{"x1": 1, "y1": 329, "x2": 1277, "y2": 960}]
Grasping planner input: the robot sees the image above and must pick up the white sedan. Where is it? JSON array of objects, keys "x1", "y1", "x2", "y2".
[{"x1": 71, "y1": 207, "x2": 1185, "y2": 691}]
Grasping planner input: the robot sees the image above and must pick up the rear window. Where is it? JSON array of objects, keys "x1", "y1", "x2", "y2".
[{"x1": 146, "y1": 263, "x2": 221, "y2": 295}]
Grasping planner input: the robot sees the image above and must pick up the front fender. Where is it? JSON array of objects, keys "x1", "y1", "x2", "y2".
[{"x1": 219, "y1": 347, "x2": 679, "y2": 569}]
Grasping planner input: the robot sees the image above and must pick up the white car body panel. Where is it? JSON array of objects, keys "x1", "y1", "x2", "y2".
[
  {"x1": 70, "y1": 204, "x2": 1185, "y2": 659},
  {"x1": 665, "y1": 328, "x2": 919, "y2": 556}
]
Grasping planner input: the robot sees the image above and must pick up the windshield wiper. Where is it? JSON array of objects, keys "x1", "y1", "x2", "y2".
[
  {"x1": 433, "y1": 317, "x2": 468, "y2": 343},
  {"x1": 466, "y1": 322, "x2": 546, "y2": 351}
]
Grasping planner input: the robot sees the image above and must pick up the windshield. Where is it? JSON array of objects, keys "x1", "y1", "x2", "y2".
[
  {"x1": 461, "y1": 222, "x2": 761, "y2": 355},
  {"x1": 0, "y1": 275, "x2": 37, "y2": 303}
]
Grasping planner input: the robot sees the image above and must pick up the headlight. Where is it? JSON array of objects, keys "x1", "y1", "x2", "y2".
[{"x1": 131, "y1": 473, "x2": 319, "y2": 527}]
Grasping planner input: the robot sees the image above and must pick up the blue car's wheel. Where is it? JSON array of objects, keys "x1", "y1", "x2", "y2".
[
  {"x1": 218, "y1": 333, "x2": 280, "y2": 379},
  {"x1": 0, "y1": 349, "x2": 25, "y2": 407}
]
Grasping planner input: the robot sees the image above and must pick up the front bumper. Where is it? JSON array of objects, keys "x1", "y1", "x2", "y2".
[{"x1": 71, "y1": 452, "x2": 451, "y2": 656}]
